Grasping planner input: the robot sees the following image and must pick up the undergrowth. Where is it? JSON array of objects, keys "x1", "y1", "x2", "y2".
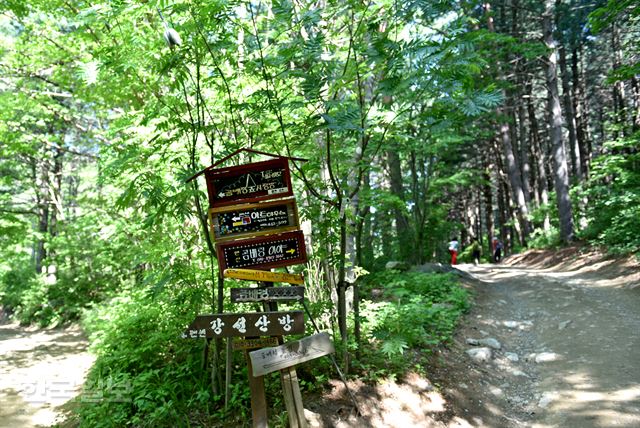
[{"x1": 354, "y1": 271, "x2": 470, "y2": 379}]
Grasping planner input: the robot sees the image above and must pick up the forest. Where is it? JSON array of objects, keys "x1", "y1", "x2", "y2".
[{"x1": 0, "y1": 0, "x2": 638, "y2": 426}]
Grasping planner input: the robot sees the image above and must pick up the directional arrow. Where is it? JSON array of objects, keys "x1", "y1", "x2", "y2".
[{"x1": 286, "y1": 249, "x2": 296, "y2": 254}]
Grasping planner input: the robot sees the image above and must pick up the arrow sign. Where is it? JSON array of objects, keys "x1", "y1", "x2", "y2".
[
  {"x1": 249, "y1": 332, "x2": 335, "y2": 377},
  {"x1": 230, "y1": 286, "x2": 305, "y2": 303},
  {"x1": 205, "y1": 157, "x2": 293, "y2": 207},
  {"x1": 209, "y1": 198, "x2": 299, "y2": 242},
  {"x1": 224, "y1": 268, "x2": 304, "y2": 285},
  {"x1": 216, "y1": 230, "x2": 307, "y2": 271}
]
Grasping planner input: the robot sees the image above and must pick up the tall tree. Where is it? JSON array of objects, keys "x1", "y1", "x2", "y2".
[{"x1": 544, "y1": 0, "x2": 574, "y2": 243}]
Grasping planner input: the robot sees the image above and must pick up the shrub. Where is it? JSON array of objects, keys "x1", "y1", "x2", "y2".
[{"x1": 356, "y1": 271, "x2": 470, "y2": 376}]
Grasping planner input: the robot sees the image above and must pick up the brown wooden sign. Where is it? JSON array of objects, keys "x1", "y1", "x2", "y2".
[
  {"x1": 182, "y1": 311, "x2": 304, "y2": 339},
  {"x1": 224, "y1": 268, "x2": 305, "y2": 285},
  {"x1": 205, "y1": 158, "x2": 293, "y2": 208},
  {"x1": 232, "y1": 337, "x2": 279, "y2": 351},
  {"x1": 216, "y1": 230, "x2": 307, "y2": 271},
  {"x1": 249, "y1": 332, "x2": 335, "y2": 376},
  {"x1": 231, "y1": 286, "x2": 305, "y2": 303},
  {"x1": 209, "y1": 198, "x2": 299, "y2": 242}
]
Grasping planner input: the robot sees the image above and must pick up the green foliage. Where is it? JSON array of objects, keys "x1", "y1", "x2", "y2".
[
  {"x1": 76, "y1": 286, "x2": 217, "y2": 427},
  {"x1": 355, "y1": 271, "x2": 470, "y2": 378},
  {"x1": 527, "y1": 226, "x2": 562, "y2": 249},
  {"x1": 580, "y1": 134, "x2": 640, "y2": 254}
]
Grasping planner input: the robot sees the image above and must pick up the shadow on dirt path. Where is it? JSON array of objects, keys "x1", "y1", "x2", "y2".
[
  {"x1": 0, "y1": 322, "x2": 94, "y2": 428},
  {"x1": 434, "y1": 259, "x2": 640, "y2": 428}
]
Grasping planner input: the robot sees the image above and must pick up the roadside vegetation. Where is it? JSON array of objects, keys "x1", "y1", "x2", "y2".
[{"x1": 0, "y1": 0, "x2": 638, "y2": 426}]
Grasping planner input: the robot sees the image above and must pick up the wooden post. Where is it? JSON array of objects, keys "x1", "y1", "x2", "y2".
[
  {"x1": 262, "y1": 283, "x2": 307, "y2": 428},
  {"x1": 281, "y1": 367, "x2": 307, "y2": 428},
  {"x1": 245, "y1": 349, "x2": 269, "y2": 428},
  {"x1": 225, "y1": 338, "x2": 232, "y2": 410}
]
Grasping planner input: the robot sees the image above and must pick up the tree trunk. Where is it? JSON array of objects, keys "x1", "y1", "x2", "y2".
[
  {"x1": 386, "y1": 149, "x2": 411, "y2": 261},
  {"x1": 34, "y1": 150, "x2": 51, "y2": 274},
  {"x1": 571, "y1": 47, "x2": 590, "y2": 179},
  {"x1": 485, "y1": 1, "x2": 530, "y2": 243},
  {"x1": 559, "y1": 44, "x2": 582, "y2": 181},
  {"x1": 517, "y1": 93, "x2": 532, "y2": 205},
  {"x1": 526, "y1": 82, "x2": 551, "y2": 231},
  {"x1": 631, "y1": 76, "x2": 640, "y2": 132},
  {"x1": 612, "y1": 22, "x2": 628, "y2": 137},
  {"x1": 544, "y1": 1, "x2": 574, "y2": 243},
  {"x1": 482, "y1": 152, "x2": 494, "y2": 256}
]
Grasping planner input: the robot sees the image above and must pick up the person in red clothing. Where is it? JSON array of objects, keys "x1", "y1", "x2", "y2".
[
  {"x1": 492, "y1": 237, "x2": 503, "y2": 263},
  {"x1": 448, "y1": 237, "x2": 459, "y2": 265}
]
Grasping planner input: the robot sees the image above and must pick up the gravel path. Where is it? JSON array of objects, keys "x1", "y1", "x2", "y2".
[
  {"x1": 442, "y1": 263, "x2": 640, "y2": 427},
  {"x1": 0, "y1": 322, "x2": 94, "y2": 427}
]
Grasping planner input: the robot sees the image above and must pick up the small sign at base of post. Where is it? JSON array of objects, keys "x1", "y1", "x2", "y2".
[
  {"x1": 249, "y1": 332, "x2": 335, "y2": 377},
  {"x1": 233, "y1": 337, "x2": 279, "y2": 351}
]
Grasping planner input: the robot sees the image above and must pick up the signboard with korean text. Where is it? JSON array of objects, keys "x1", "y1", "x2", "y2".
[
  {"x1": 182, "y1": 311, "x2": 304, "y2": 339},
  {"x1": 230, "y1": 286, "x2": 305, "y2": 303},
  {"x1": 232, "y1": 337, "x2": 279, "y2": 351},
  {"x1": 216, "y1": 230, "x2": 307, "y2": 271},
  {"x1": 249, "y1": 332, "x2": 335, "y2": 377},
  {"x1": 224, "y1": 268, "x2": 304, "y2": 285},
  {"x1": 209, "y1": 198, "x2": 299, "y2": 242},
  {"x1": 205, "y1": 158, "x2": 293, "y2": 208}
]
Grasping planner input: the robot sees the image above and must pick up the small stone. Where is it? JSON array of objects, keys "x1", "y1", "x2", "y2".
[
  {"x1": 466, "y1": 347, "x2": 492, "y2": 363},
  {"x1": 466, "y1": 338, "x2": 480, "y2": 346},
  {"x1": 510, "y1": 369, "x2": 529, "y2": 377},
  {"x1": 489, "y1": 386, "x2": 503, "y2": 397},
  {"x1": 503, "y1": 321, "x2": 518, "y2": 328},
  {"x1": 304, "y1": 409, "x2": 325, "y2": 428},
  {"x1": 538, "y1": 392, "x2": 557, "y2": 408},
  {"x1": 505, "y1": 352, "x2": 519, "y2": 362},
  {"x1": 479, "y1": 330, "x2": 490, "y2": 336},
  {"x1": 478, "y1": 338, "x2": 501, "y2": 350},
  {"x1": 535, "y1": 352, "x2": 559, "y2": 363},
  {"x1": 385, "y1": 261, "x2": 410, "y2": 271},
  {"x1": 558, "y1": 320, "x2": 572, "y2": 330}
]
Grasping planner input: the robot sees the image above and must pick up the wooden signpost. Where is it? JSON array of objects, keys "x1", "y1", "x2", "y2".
[
  {"x1": 210, "y1": 198, "x2": 299, "y2": 242},
  {"x1": 216, "y1": 230, "x2": 307, "y2": 271},
  {"x1": 224, "y1": 268, "x2": 304, "y2": 285},
  {"x1": 183, "y1": 311, "x2": 305, "y2": 339},
  {"x1": 249, "y1": 333, "x2": 335, "y2": 377},
  {"x1": 185, "y1": 151, "x2": 334, "y2": 428},
  {"x1": 205, "y1": 157, "x2": 293, "y2": 208}
]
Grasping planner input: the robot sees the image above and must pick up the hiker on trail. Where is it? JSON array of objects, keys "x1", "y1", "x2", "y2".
[
  {"x1": 448, "y1": 237, "x2": 459, "y2": 265},
  {"x1": 492, "y1": 237, "x2": 503, "y2": 263},
  {"x1": 471, "y1": 237, "x2": 482, "y2": 265}
]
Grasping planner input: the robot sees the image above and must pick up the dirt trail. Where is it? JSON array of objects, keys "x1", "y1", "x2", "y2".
[
  {"x1": 436, "y1": 257, "x2": 640, "y2": 428},
  {"x1": 0, "y1": 322, "x2": 94, "y2": 428}
]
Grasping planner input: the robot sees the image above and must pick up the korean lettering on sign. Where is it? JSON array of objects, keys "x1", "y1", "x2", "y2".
[{"x1": 181, "y1": 311, "x2": 305, "y2": 339}]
